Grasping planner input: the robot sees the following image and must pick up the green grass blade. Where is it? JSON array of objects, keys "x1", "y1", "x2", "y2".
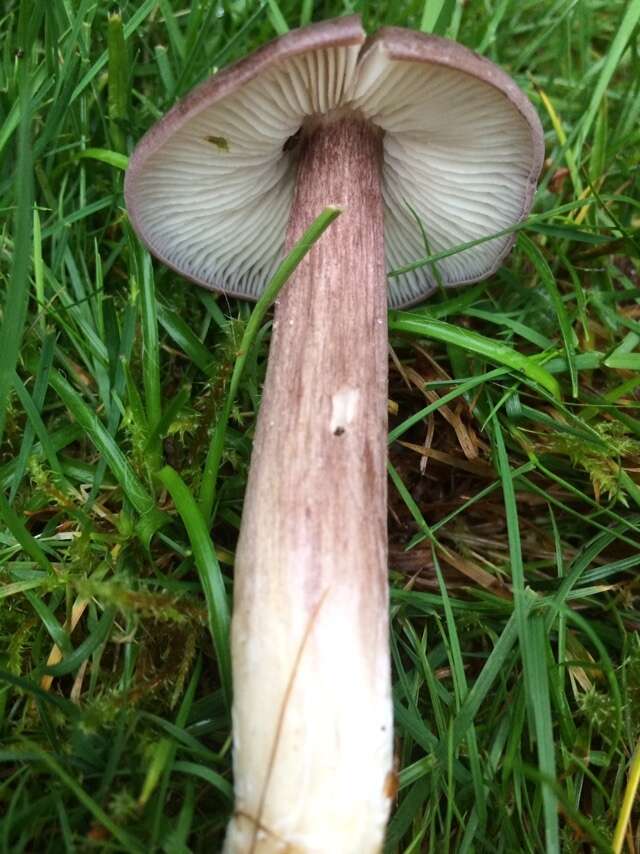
[
  {"x1": 420, "y1": 0, "x2": 452, "y2": 33},
  {"x1": 48, "y1": 370, "x2": 154, "y2": 514},
  {"x1": 518, "y1": 233, "x2": 578, "y2": 396},
  {"x1": 0, "y1": 30, "x2": 35, "y2": 446},
  {"x1": 158, "y1": 466, "x2": 231, "y2": 708},
  {"x1": 78, "y1": 148, "x2": 128, "y2": 171},
  {"x1": 138, "y1": 250, "x2": 162, "y2": 466},
  {"x1": 0, "y1": 493, "x2": 52, "y2": 573},
  {"x1": 70, "y1": 0, "x2": 159, "y2": 103},
  {"x1": 172, "y1": 760, "x2": 233, "y2": 802},
  {"x1": 266, "y1": 0, "x2": 289, "y2": 34},
  {"x1": 388, "y1": 312, "x2": 561, "y2": 399},
  {"x1": 493, "y1": 419, "x2": 559, "y2": 852},
  {"x1": 43, "y1": 608, "x2": 116, "y2": 677},
  {"x1": 575, "y1": 0, "x2": 640, "y2": 159},
  {"x1": 107, "y1": 11, "x2": 128, "y2": 154}
]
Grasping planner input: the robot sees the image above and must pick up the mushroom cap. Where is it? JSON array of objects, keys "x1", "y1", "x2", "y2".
[{"x1": 125, "y1": 17, "x2": 544, "y2": 309}]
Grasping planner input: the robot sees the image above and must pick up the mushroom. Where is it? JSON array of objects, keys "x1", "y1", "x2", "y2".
[{"x1": 125, "y1": 16, "x2": 543, "y2": 854}]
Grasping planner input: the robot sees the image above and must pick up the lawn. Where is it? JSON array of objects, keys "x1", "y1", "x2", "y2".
[{"x1": 1, "y1": 0, "x2": 640, "y2": 851}]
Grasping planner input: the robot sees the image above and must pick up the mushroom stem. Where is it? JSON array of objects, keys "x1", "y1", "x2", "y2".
[{"x1": 225, "y1": 117, "x2": 393, "y2": 853}]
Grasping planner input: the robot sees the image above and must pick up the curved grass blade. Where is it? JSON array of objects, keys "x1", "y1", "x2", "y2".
[
  {"x1": 43, "y1": 607, "x2": 116, "y2": 677},
  {"x1": 48, "y1": 369, "x2": 154, "y2": 514},
  {"x1": 77, "y1": 148, "x2": 128, "y2": 171},
  {"x1": 0, "y1": 492, "x2": 52, "y2": 572},
  {"x1": 518, "y1": 233, "x2": 577, "y2": 397},
  {"x1": 388, "y1": 312, "x2": 561, "y2": 400},
  {"x1": 158, "y1": 465, "x2": 231, "y2": 708},
  {"x1": 0, "y1": 32, "x2": 36, "y2": 446},
  {"x1": 172, "y1": 761, "x2": 233, "y2": 803}
]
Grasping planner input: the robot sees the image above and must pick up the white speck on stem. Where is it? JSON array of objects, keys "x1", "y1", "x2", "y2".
[{"x1": 329, "y1": 387, "x2": 360, "y2": 436}]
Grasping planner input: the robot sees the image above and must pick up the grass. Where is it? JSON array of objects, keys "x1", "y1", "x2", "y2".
[{"x1": 1, "y1": 0, "x2": 640, "y2": 850}]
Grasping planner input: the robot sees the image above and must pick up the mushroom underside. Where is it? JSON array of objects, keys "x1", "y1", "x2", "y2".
[{"x1": 127, "y1": 39, "x2": 539, "y2": 308}]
